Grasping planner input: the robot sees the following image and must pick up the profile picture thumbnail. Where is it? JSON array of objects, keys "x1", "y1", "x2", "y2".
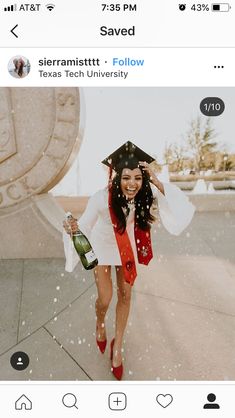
[{"x1": 8, "y1": 55, "x2": 31, "y2": 79}]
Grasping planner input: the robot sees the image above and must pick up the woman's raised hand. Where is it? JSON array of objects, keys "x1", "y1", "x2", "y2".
[
  {"x1": 139, "y1": 161, "x2": 158, "y2": 184},
  {"x1": 139, "y1": 161, "x2": 165, "y2": 195},
  {"x1": 63, "y1": 216, "x2": 79, "y2": 235}
]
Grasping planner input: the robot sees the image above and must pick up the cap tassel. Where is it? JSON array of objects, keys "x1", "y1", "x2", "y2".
[{"x1": 108, "y1": 164, "x2": 113, "y2": 190}]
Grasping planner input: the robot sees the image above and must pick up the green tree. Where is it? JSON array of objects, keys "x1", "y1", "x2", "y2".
[
  {"x1": 164, "y1": 142, "x2": 186, "y2": 172},
  {"x1": 186, "y1": 117, "x2": 217, "y2": 172}
]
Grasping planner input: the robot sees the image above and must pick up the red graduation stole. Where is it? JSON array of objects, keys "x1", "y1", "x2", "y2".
[{"x1": 108, "y1": 187, "x2": 153, "y2": 286}]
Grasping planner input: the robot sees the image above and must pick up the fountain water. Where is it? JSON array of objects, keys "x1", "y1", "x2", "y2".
[
  {"x1": 208, "y1": 182, "x2": 215, "y2": 194},
  {"x1": 192, "y1": 179, "x2": 207, "y2": 194}
]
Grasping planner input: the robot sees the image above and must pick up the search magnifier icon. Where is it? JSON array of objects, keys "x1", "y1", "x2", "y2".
[{"x1": 62, "y1": 393, "x2": 78, "y2": 409}]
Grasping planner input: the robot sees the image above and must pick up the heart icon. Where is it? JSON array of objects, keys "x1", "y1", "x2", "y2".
[{"x1": 156, "y1": 394, "x2": 173, "y2": 408}]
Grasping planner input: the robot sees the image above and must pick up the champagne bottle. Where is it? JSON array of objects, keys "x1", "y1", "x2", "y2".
[{"x1": 66, "y1": 212, "x2": 98, "y2": 270}]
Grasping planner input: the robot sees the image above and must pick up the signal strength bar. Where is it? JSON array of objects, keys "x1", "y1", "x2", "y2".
[{"x1": 4, "y1": 4, "x2": 17, "y2": 11}]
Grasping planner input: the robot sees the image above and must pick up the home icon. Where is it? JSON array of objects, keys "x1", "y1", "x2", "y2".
[{"x1": 15, "y1": 394, "x2": 32, "y2": 410}]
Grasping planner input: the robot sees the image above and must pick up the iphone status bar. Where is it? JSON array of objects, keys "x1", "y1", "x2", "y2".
[{"x1": 0, "y1": 1, "x2": 234, "y2": 47}]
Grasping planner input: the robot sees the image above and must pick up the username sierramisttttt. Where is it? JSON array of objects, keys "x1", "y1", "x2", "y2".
[{"x1": 38, "y1": 58, "x2": 100, "y2": 66}]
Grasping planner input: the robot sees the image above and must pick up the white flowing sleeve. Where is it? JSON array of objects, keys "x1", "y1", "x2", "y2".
[
  {"x1": 63, "y1": 190, "x2": 103, "y2": 272},
  {"x1": 155, "y1": 182, "x2": 195, "y2": 236},
  {"x1": 78, "y1": 190, "x2": 103, "y2": 238}
]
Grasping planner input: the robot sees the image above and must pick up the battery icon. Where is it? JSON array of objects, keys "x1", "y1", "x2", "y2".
[{"x1": 212, "y1": 3, "x2": 231, "y2": 11}]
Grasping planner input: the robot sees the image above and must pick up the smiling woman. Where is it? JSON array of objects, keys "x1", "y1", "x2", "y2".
[
  {"x1": 121, "y1": 168, "x2": 143, "y2": 199},
  {"x1": 63, "y1": 141, "x2": 195, "y2": 381}
]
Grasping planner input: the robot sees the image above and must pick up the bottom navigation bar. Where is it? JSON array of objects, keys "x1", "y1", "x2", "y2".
[{"x1": 0, "y1": 383, "x2": 233, "y2": 417}]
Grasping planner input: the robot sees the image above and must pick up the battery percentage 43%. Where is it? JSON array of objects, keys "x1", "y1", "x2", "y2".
[{"x1": 191, "y1": 4, "x2": 210, "y2": 11}]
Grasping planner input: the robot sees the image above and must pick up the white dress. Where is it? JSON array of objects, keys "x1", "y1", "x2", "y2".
[{"x1": 63, "y1": 183, "x2": 195, "y2": 272}]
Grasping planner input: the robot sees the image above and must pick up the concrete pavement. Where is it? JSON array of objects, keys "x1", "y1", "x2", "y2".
[{"x1": 0, "y1": 211, "x2": 235, "y2": 380}]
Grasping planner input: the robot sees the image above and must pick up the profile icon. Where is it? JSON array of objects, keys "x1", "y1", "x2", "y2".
[
  {"x1": 8, "y1": 55, "x2": 31, "y2": 79},
  {"x1": 203, "y1": 393, "x2": 220, "y2": 409}
]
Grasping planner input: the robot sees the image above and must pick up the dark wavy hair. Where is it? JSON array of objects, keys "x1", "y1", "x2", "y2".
[
  {"x1": 18, "y1": 62, "x2": 24, "y2": 77},
  {"x1": 110, "y1": 165, "x2": 156, "y2": 234},
  {"x1": 14, "y1": 59, "x2": 24, "y2": 77}
]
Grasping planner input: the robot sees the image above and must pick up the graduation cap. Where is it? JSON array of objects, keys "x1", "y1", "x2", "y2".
[{"x1": 102, "y1": 141, "x2": 155, "y2": 171}]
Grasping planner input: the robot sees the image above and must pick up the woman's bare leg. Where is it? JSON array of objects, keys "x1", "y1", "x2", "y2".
[
  {"x1": 94, "y1": 265, "x2": 112, "y2": 341},
  {"x1": 113, "y1": 266, "x2": 132, "y2": 367}
]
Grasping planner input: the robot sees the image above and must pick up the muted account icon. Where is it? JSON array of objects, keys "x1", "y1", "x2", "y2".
[{"x1": 10, "y1": 351, "x2": 30, "y2": 371}]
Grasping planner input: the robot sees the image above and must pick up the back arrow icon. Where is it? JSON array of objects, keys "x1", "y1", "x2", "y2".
[{"x1": 11, "y1": 24, "x2": 18, "y2": 38}]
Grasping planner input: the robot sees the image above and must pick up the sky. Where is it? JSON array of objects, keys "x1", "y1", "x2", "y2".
[{"x1": 52, "y1": 87, "x2": 235, "y2": 196}]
